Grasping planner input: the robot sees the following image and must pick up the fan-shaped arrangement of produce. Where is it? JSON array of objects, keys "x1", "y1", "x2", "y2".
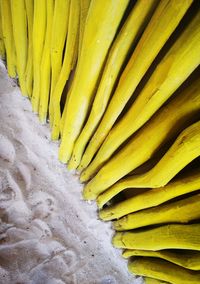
[{"x1": 0, "y1": 0, "x2": 200, "y2": 283}]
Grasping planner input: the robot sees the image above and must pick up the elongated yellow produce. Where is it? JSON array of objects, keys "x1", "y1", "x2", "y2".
[
  {"x1": 31, "y1": 0, "x2": 46, "y2": 112},
  {"x1": 11, "y1": 0, "x2": 28, "y2": 96},
  {"x1": 79, "y1": 0, "x2": 193, "y2": 170},
  {"x1": 123, "y1": 249, "x2": 200, "y2": 271},
  {"x1": 144, "y1": 277, "x2": 168, "y2": 284},
  {"x1": 78, "y1": 0, "x2": 91, "y2": 57},
  {"x1": 113, "y1": 224, "x2": 200, "y2": 250},
  {"x1": 114, "y1": 194, "x2": 200, "y2": 230},
  {"x1": 68, "y1": 0, "x2": 159, "y2": 169},
  {"x1": 38, "y1": 0, "x2": 54, "y2": 123},
  {"x1": 58, "y1": 0, "x2": 129, "y2": 164},
  {"x1": 0, "y1": 4, "x2": 5, "y2": 59},
  {"x1": 25, "y1": 0, "x2": 34, "y2": 98},
  {"x1": 128, "y1": 258, "x2": 200, "y2": 284},
  {"x1": 83, "y1": 113, "x2": 200, "y2": 201},
  {"x1": 99, "y1": 169, "x2": 200, "y2": 220},
  {"x1": 81, "y1": 76, "x2": 200, "y2": 184},
  {"x1": 49, "y1": 0, "x2": 70, "y2": 126},
  {"x1": 0, "y1": 0, "x2": 16, "y2": 77},
  {"x1": 51, "y1": 0, "x2": 80, "y2": 139},
  {"x1": 81, "y1": 8, "x2": 200, "y2": 176}
]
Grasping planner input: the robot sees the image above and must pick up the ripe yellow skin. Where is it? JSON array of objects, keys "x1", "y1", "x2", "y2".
[
  {"x1": 38, "y1": 0, "x2": 54, "y2": 123},
  {"x1": 83, "y1": 83, "x2": 200, "y2": 201},
  {"x1": 99, "y1": 169, "x2": 200, "y2": 221},
  {"x1": 25, "y1": 0, "x2": 34, "y2": 98},
  {"x1": 114, "y1": 194, "x2": 200, "y2": 230},
  {"x1": 79, "y1": 0, "x2": 193, "y2": 170},
  {"x1": 78, "y1": 0, "x2": 91, "y2": 57},
  {"x1": 84, "y1": 120, "x2": 200, "y2": 199},
  {"x1": 144, "y1": 277, "x2": 168, "y2": 284},
  {"x1": 10, "y1": 0, "x2": 28, "y2": 96},
  {"x1": 31, "y1": 0, "x2": 47, "y2": 112},
  {"x1": 83, "y1": 121, "x2": 200, "y2": 200},
  {"x1": 68, "y1": 0, "x2": 159, "y2": 169},
  {"x1": 51, "y1": 0, "x2": 80, "y2": 139},
  {"x1": 128, "y1": 258, "x2": 200, "y2": 284},
  {"x1": 113, "y1": 224, "x2": 200, "y2": 250},
  {"x1": 84, "y1": 119, "x2": 200, "y2": 199},
  {"x1": 0, "y1": 4, "x2": 5, "y2": 59},
  {"x1": 0, "y1": 0, "x2": 16, "y2": 77},
  {"x1": 81, "y1": 7, "x2": 200, "y2": 181},
  {"x1": 123, "y1": 249, "x2": 200, "y2": 271},
  {"x1": 58, "y1": 0, "x2": 129, "y2": 164},
  {"x1": 49, "y1": 0, "x2": 70, "y2": 126}
]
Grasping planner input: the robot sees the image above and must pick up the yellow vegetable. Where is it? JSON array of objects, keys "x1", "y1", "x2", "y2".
[
  {"x1": 81, "y1": 6, "x2": 200, "y2": 176},
  {"x1": 81, "y1": 76, "x2": 200, "y2": 183},
  {"x1": 78, "y1": 0, "x2": 91, "y2": 57},
  {"x1": 38, "y1": 0, "x2": 54, "y2": 123},
  {"x1": 99, "y1": 169, "x2": 200, "y2": 220},
  {"x1": 123, "y1": 249, "x2": 200, "y2": 271},
  {"x1": 10, "y1": 0, "x2": 28, "y2": 96},
  {"x1": 31, "y1": 0, "x2": 47, "y2": 112},
  {"x1": 25, "y1": 0, "x2": 34, "y2": 98},
  {"x1": 49, "y1": 0, "x2": 70, "y2": 126},
  {"x1": 68, "y1": 0, "x2": 159, "y2": 169},
  {"x1": 80, "y1": 0, "x2": 192, "y2": 170},
  {"x1": 51, "y1": 0, "x2": 80, "y2": 139},
  {"x1": 114, "y1": 194, "x2": 200, "y2": 230},
  {"x1": 83, "y1": 120, "x2": 200, "y2": 201},
  {"x1": 144, "y1": 277, "x2": 168, "y2": 284},
  {"x1": 58, "y1": 0, "x2": 129, "y2": 164},
  {"x1": 0, "y1": 0, "x2": 16, "y2": 77},
  {"x1": 0, "y1": 3, "x2": 5, "y2": 59},
  {"x1": 113, "y1": 224, "x2": 200, "y2": 250},
  {"x1": 128, "y1": 258, "x2": 200, "y2": 284}
]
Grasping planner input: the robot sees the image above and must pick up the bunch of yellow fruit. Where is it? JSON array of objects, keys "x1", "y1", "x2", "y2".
[{"x1": 1, "y1": 0, "x2": 200, "y2": 283}]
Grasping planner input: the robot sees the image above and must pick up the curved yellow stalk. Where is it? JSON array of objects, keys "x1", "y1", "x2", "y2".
[
  {"x1": 0, "y1": 4, "x2": 5, "y2": 59},
  {"x1": 38, "y1": 0, "x2": 54, "y2": 123},
  {"x1": 113, "y1": 224, "x2": 200, "y2": 250},
  {"x1": 25, "y1": 0, "x2": 34, "y2": 98},
  {"x1": 0, "y1": 0, "x2": 16, "y2": 77},
  {"x1": 99, "y1": 169, "x2": 200, "y2": 220},
  {"x1": 84, "y1": 121, "x2": 200, "y2": 200},
  {"x1": 31, "y1": 0, "x2": 47, "y2": 112},
  {"x1": 79, "y1": 0, "x2": 193, "y2": 170},
  {"x1": 114, "y1": 194, "x2": 200, "y2": 230},
  {"x1": 68, "y1": 0, "x2": 159, "y2": 169},
  {"x1": 144, "y1": 277, "x2": 168, "y2": 284},
  {"x1": 128, "y1": 258, "x2": 200, "y2": 284},
  {"x1": 51, "y1": 0, "x2": 80, "y2": 139},
  {"x1": 49, "y1": 0, "x2": 70, "y2": 126},
  {"x1": 84, "y1": 96, "x2": 200, "y2": 199},
  {"x1": 81, "y1": 77, "x2": 200, "y2": 183},
  {"x1": 58, "y1": 0, "x2": 129, "y2": 164},
  {"x1": 78, "y1": 0, "x2": 91, "y2": 57},
  {"x1": 81, "y1": 8, "x2": 200, "y2": 174},
  {"x1": 123, "y1": 249, "x2": 200, "y2": 271},
  {"x1": 11, "y1": 0, "x2": 28, "y2": 96}
]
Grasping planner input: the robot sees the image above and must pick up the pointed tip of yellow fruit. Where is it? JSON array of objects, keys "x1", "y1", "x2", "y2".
[
  {"x1": 112, "y1": 232, "x2": 124, "y2": 248},
  {"x1": 51, "y1": 131, "x2": 59, "y2": 141},
  {"x1": 96, "y1": 197, "x2": 103, "y2": 209},
  {"x1": 58, "y1": 148, "x2": 68, "y2": 164},
  {"x1": 80, "y1": 170, "x2": 88, "y2": 183},
  {"x1": 67, "y1": 155, "x2": 79, "y2": 170},
  {"x1": 82, "y1": 184, "x2": 97, "y2": 201}
]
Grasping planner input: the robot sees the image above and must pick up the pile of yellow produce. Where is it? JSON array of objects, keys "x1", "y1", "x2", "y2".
[{"x1": 0, "y1": 0, "x2": 200, "y2": 283}]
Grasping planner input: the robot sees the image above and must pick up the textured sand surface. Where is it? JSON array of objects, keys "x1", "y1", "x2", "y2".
[{"x1": 0, "y1": 61, "x2": 142, "y2": 284}]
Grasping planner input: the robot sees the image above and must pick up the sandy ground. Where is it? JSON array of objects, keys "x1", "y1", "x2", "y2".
[{"x1": 0, "y1": 61, "x2": 142, "y2": 284}]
